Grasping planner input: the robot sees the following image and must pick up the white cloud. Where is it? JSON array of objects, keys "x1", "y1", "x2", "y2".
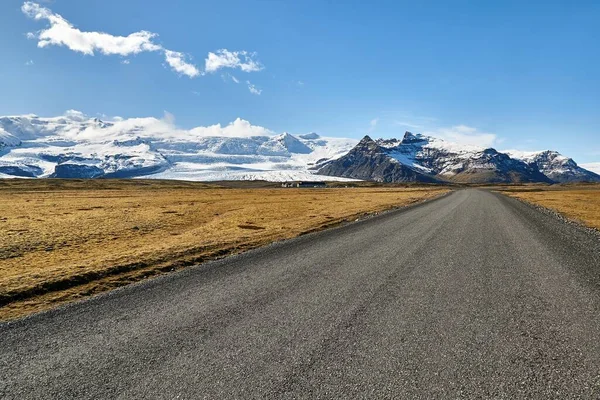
[
  {"x1": 25, "y1": 60, "x2": 34, "y2": 66},
  {"x1": 246, "y1": 81, "x2": 262, "y2": 95},
  {"x1": 162, "y1": 110, "x2": 176, "y2": 126},
  {"x1": 424, "y1": 125, "x2": 499, "y2": 148},
  {"x1": 22, "y1": 2, "x2": 264, "y2": 82},
  {"x1": 22, "y1": 1, "x2": 199, "y2": 77},
  {"x1": 189, "y1": 118, "x2": 273, "y2": 138},
  {"x1": 221, "y1": 74, "x2": 240, "y2": 83},
  {"x1": 164, "y1": 50, "x2": 200, "y2": 77},
  {"x1": 22, "y1": 2, "x2": 161, "y2": 56},
  {"x1": 121, "y1": 59, "x2": 130, "y2": 65},
  {"x1": 63, "y1": 109, "x2": 87, "y2": 121},
  {"x1": 581, "y1": 162, "x2": 600, "y2": 175},
  {"x1": 205, "y1": 49, "x2": 263, "y2": 73},
  {"x1": 368, "y1": 118, "x2": 378, "y2": 133},
  {"x1": 394, "y1": 120, "x2": 424, "y2": 130},
  {"x1": 58, "y1": 111, "x2": 274, "y2": 140}
]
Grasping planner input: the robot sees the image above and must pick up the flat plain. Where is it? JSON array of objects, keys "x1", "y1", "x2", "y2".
[
  {"x1": 498, "y1": 184, "x2": 600, "y2": 230},
  {"x1": 4, "y1": 188, "x2": 600, "y2": 398},
  {"x1": 0, "y1": 179, "x2": 447, "y2": 320}
]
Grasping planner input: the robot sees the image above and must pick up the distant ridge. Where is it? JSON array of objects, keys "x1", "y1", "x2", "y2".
[
  {"x1": 1, "y1": 112, "x2": 598, "y2": 183},
  {"x1": 0, "y1": 113, "x2": 357, "y2": 181},
  {"x1": 318, "y1": 132, "x2": 600, "y2": 184}
]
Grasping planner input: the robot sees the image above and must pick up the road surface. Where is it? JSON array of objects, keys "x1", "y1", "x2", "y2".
[{"x1": 2, "y1": 189, "x2": 600, "y2": 399}]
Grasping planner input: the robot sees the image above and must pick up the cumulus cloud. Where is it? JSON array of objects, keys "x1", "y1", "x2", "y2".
[
  {"x1": 22, "y1": 2, "x2": 199, "y2": 78},
  {"x1": 164, "y1": 50, "x2": 200, "y2": 77},
  {"x1": 190, "y1": 118, "x2": 273, "y2": 137},
  {"x1": 22, "y1": 2, "x2": 264, "y2": 83},
  {"x1": 424, "y1": 125, "x2": 499, "y2": 148},
  {"x1": 57, "y1": 110, "x2": 274, "y2": 140},
  {"x1": 246, "y1": 81, "x2": 262, "y2": 95},
  {"x1": 63, "y1": 109, "x2": 87, "y2": 121},
  {"x1": 205, "y1": 49, "x2": 263, "y2": 73},
  {"x1": 22, "y1": 2, "x2": 161, "y2": 56},
  {"x1": 72, "y1": 116, "x2": 176, "y2": 141},
  {"x1": 25, "y1": 60, "x2": 34, "y2": 66}
]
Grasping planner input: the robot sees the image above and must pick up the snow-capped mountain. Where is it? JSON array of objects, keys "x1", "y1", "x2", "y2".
[
  {"x1": 505, "y1": 150, "x2": 600, "y2": 183},
  {"x1": 1, "y1": 112, "x2": 597, "y2": 184},
  {"x1": 318, "y1": 132, "x2": 595, "y2": 184},
  {"x1": 317, "y1": 135, "x2": 441, "y2": 183},
  {"x1": 0, "y1": 112, "x2": 358, "y2": 181}
]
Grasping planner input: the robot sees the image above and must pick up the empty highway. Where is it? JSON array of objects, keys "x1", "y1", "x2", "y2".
[{"x1": 2, "y1": 189, "x2": 600, "y2": 399}]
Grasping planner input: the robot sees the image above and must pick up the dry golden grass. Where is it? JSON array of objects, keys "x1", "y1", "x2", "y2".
[
  {"x1": 0, "y1": 179, "x2": 448, "y2": 320},
  {"x1": 499, "y1": 184, "x2": 600, "y2": 230}
]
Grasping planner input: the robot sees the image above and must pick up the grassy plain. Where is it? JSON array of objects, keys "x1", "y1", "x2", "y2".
[
  {"x1": 0, "y1": 179, "x2": 448, "y2": 320},
  {"x1": 499, "y1": 184, "x2": 600, "y2": 230}
]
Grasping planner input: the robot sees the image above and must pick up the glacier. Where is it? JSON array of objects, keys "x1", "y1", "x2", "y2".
[{"x1": 0, "y1": 112, "x2": 358, "y2": 181}]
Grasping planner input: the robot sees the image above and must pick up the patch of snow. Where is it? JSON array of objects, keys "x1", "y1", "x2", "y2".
[
  {"x1": 138, "y1": 165, "x2": 359, "y2": 182},
  {"x1": 0, "y1": 128, "x2": 22, "y2": 147},
  {"x1": 388, "y1": 151, "x2": 434, "y2": 173},
  {"x1": 421, "y1": 136, "x2": 484, "y2": 154}
]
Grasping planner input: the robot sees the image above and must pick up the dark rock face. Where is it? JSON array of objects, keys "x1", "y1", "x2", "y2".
[
  {"x1": 299, "y1": 132, "x2": 320, "y2": 140},
  {"x1": 51, "y1": 164, "x2": 105, "y2": 179},
  {"x1": 445, "y1": 149, "x2": 552, "y2": 184},
  {"x1": 317, "y1": 136, "x2": 439, "y2": 183},
  {"x1": 0, "y1": 165, "x2": 43, "y2": 178},
  {"x1": 103, "y1": 164, "x2": 166, "y2": 178},
  {"x1": 318, "y1": 132, "x2": 556, "y2": 184}
]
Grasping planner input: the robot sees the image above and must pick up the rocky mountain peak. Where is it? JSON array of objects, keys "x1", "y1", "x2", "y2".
[
  {"x1": 355, "y1": 135, "x2": 382, "y2": 152},
  {"x1": 505, "y1": 149, "x2": 599, "y2": 183},
  {"x1": 318, "y1": 131, "x2": 582, "y2": 184},
  {"x1": 402, "y1": 131, "x2": 428, "y2": 144}
]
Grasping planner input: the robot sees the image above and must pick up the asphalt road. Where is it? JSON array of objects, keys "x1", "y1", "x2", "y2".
[{"x1": 3, "y1": 189, "x2": 600, "y2": 399}]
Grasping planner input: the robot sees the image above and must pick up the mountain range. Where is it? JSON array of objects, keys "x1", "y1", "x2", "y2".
[
  {"x1": 0, "y1": 112, "x2": 598, "y2": 184},
  {"x1": 317, "y1": 133, "x2": 600, "y2": 183},
  {"x1": 0, "y1": 113, "x2": 356, "y2": 181}
]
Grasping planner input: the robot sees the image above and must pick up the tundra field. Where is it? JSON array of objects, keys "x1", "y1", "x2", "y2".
[
  {"x1": 497, "y1": 184, "x2": 600, "y2": 230},
  {"x1": 2, "y1": 180, "x2": 599, "y2": 322},
  {"x1": 0, "y1": 179, "x2": 448, "y2": 320}
]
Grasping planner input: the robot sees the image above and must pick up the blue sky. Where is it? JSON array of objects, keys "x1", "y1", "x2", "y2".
[{"x1": 1, "y1": 0, "x2": 599, "y2": 164}]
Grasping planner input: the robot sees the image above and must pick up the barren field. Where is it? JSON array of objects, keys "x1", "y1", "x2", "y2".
[
  {"x1": 499, "y1": 184, "x2": 600, "y2": 230},
  {"x1": 0, "y1": 179, "x2": 448, "y2": 320}
]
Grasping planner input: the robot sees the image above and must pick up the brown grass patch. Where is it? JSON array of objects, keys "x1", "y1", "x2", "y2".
[
  {"x1": 0, "y1": 179, "x2": 448, "y2": 320},
  {"x1": 498, "y1": 184, "x2": 600, "y2": 230}
]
